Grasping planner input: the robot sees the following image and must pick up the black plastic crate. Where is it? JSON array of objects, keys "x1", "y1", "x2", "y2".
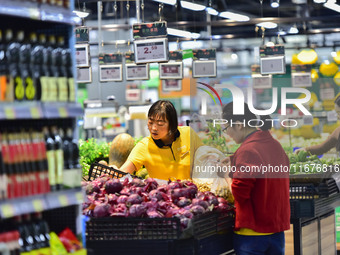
[
  {"x1": 87, "y1": 162, "x2": 129, "y2": 181},
  {"x1": 290, "y1": 199, "x2": 315, "y2": 219},
  {"x1": 86, "y1": 232, "x2": 234, "y2": 255},
  {"x1": 86, "y1": 211, "x2": 234, "y2": 241}
]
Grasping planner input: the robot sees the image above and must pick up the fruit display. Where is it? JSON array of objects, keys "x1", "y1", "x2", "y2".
[{"x1": 82, "y1": 176, "x2": 234, "y2": 230}]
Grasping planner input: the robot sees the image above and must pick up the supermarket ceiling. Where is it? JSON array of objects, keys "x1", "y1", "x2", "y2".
[{"x1": 77, "y1": 0, "x2": 340, "y2": 42}]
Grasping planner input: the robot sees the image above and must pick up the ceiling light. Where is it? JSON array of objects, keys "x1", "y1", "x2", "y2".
[
  {"x1": 212, "y1": 35, "x2": 222, "y2": 39},
  {"x1": 331, "y1": 51, "x2": 337, "y2": 57},
  {"x1": 153, "y1": 0, "x2": 177, "y2": 5},
  {"x1": 271, "y1": 0, "x2": 280, "y2": 8},
  {"x1": 206, "y1": 7, "x2": 219, "y2": 16},
  {"x1": 313, "y1": 0, "x2": 326, "y2": 3},
  {"x1": 278, "y1": 31, "x2": 286, "y2": 35},
  {"x1": 219, "y1": 11, "x2": 250, "y2": 21},
  {"x1": 266, "y1": 42, "x2": 275, "y2": 47},
  {"x1": 256, "y1": 22, "x2": 278, "y2": 29},
  {"x1": 289, "y1": 26, "x2": 299, "y2": 34},
  {"x1": 167, "y1": 28, "x2": 201, "y2": 39},
  {"x1": 73, "y1": 10, "x2": 90, "y2": 18},
  {"x1": 180, "y1": 1, "x2": 206, "y2": 11},
  {"x1": 231, "y1": 53, "x2": 238, "y2": 60},
  {"x1": 324, "y1": 0, "x2": 340, "y2": 13}
]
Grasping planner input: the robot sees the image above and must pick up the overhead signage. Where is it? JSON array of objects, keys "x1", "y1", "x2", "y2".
[
  {"x1": 134, "y1": 38, "x2": 169, "y2": 64},
  {"x1": 192, "y1": 60, "x2": 217, "y2": 78},
  {"x1": 99, "y1": 64, "x2": 123, "y2": 82},
  {"x1": 125, "y1": 63, "x2": 149, "y2": 81},
  {"x1": 133, "y1": 21, "x2": 167, "y2": 39},
  {"x1": 159, "y1": 62, "x2": 183, "y2": 80}
]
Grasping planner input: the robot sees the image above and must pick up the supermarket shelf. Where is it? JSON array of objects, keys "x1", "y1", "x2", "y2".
[
  {"x1": 0, "y1": 0, "x2": 81, "y2": 25},
  {"x1": 0, "y1": 102, "x2": 84, "y2": 120},
  {"x1": 0, "y1": 188, "x2": 84, "y2": 219}
]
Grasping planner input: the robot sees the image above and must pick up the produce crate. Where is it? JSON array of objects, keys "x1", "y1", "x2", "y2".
[
  {"x1": 86, "y1": 211, "x2": 233, "y2": 241},
  {"x1": 86, "y1": 232, "x2": 234, "y2": 255},
  {"x1": 87, "y1": 162, "x2": 129, "y2": 181},
  {"x1": 289, "y1": 178, "x2": 339, "y2": 200}
]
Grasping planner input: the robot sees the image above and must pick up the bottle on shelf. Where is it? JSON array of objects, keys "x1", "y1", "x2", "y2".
[
  {"x1": 65, "y1": 48, "x2": 75, "y2": 102},
  {"x1": 19, "y1": 31, "x2": 35, "y2": 101},
  {"x1": 29, "y1": 32, "x2": 43, "y2": 101},
  {"x1": 32, "y1": 212, "x2": 51, "y2": 254},
  {"x1": 42, "y1": 126, "x2": 57, "y2": 192},
  {"x1": 0, "y1": 29, "x2": 8, "y2": 102},
  {"x1": 47, "y1": 35, "x2": 58, "y2": 102},
  {"x1": 13, "y1": 216, "x2": 35, "y2": 255},
  {"x1": 0, "y1": 133, "x2": 7, "y2": 200},
  {"x1": 22, "y1": 214, "x2": 43, "y2": 253},
  {"x1": 1, "y1": 132, "x2": 12, "y2": 199},
  {"x1": 55, "y1": 36, "x2": 69, "y2": 102},
  {"x1": 51, "y1": 125, "x2": 64, "y2": 190},
  {"x1": 5, "y1": 29, "x2": 16, "y2": 102},
  {"x1": 39, "y1": 34, "x2": 50, "y2": 102}
]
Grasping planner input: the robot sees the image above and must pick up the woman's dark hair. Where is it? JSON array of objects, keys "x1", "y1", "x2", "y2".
[
  {"x1": 222, "y1": 102, "x2": 272, "y2": 131},
  {"x1": 148, "y1": 100, "x2": 178, "y2": 135}
]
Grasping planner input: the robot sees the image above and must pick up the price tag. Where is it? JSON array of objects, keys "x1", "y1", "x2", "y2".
[
  {"x1": 58, "y1": 195, "x2": 69, "y2": 207},
  {"x1": 58, "y1": 107, "x2": 68, "y2": 117},
  {"x1": 99, "y1": 53, "x2": 123, "y2": 64},
  {"x1": 133, "y1": 21, "x2": 167, "y2": 39},
  {"x1": 75, "y1": 44, "x2": 90, "y2": 67},
  {"x1": 1, "y1": 204, "x2": 15, "y2": 218},
  {"x1": 134, "y1": 38, "x2": 168, "y2": 64},
  {"x1": 4, "y1": 107, "x2": 15, "y2": 119},
  {"x1": 159, "y1": 62, "x2": 183, "y2": 79},
  {"x1": 260, "y1": 56, "x2": 286, "y2": 75},
  {"x1": 291, "y1": 64, "x2": 312, "y2": 73},
  {"x1": 125, "y1": 64, "x2": 149, "y2": 80},
  {"x1": 292, "y1": 72, "x2": 312, "y2": 87},
  {"x1": 193, "y1": 49, "x2": 216, "y2": 60},
  {"x1": 327, "y1": 110, "x2": 338, "y2": 122},
  {"x1": 162, "y1": 79, "x2": 182, "y2": 92},
  {"x1": 32, "y1": 199, "x2": 44, "y2": 212},
  {"x1": 75, "y1": 26, "x2": 89, "y2": 43},
  {"x1": 320, "y1": 87, "x2": 335, "y2": 101},
  {"x1": 75, "y1": 191, "x2": 84, "y2": 203},
  {"x1": 99, "y1": 65, "x2": 123, "y2": 82},
  {"x1": 259, "y1": 45, "x2": 285, "y2": 57},
  {"x1": 126, "y1": 89, "x2": 141, "y2": 101},
  {"x1": 192, "y1": 60, "x2": 217, "y2": 78},
  {"x1": 77, "y1": 67, "x2": 92, "y2": 83},
  {"x1": 252, "y1": 74, "x2": 272, "y2": 89},
  {"x1": 303, "y1": 116, "x2": 314, "y2": 125},
  {"x1": 30, "y1": 107, "x2": 41, "y2": 119},
  {"x1": 169, "y1": 51, "x2": 183, "y2": 61}
]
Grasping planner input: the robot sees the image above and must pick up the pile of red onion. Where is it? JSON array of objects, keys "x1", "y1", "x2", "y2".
[{"x1": 82, "y1": 175, "x2": 234, "y2": 229}]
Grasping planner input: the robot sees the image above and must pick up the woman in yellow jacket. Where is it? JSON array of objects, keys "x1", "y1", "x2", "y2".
[{"x1": 120, "y1": 100, "x2": 203, "y2": 180}]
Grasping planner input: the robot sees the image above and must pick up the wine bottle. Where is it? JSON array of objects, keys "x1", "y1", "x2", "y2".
[
  {"x1": 51, "y1": 126, "x2": 64, "y2": 190},
  {"x1": 43, "y1": 126, "x2": 57, "y2": 191}
]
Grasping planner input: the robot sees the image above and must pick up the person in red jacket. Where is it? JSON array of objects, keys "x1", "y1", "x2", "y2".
[{"x1": 221, "y1": 102, "x2": 290, "y2": 255}]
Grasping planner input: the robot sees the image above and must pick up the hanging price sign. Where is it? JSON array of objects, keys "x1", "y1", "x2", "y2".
[
  {"x1": 192, "y1": 60, "x2": 217, "y2": 78},
  {"x1": 159, "y1": 62, "x2": 183, "y2": 79},
  {"x1": 99, "y1": 64, "x2": 123, "y2": 82},
  {"x1": 125, "y1": 64, "x2": 149, "y2": 80},
  {"x1": 134, "y1": 38, "x2": 169, "y2": 64},
  {"x1": 292, "y1": 72, "x2": 312, "y2": 87}
]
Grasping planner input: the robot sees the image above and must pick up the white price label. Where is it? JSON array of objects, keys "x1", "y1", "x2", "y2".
[
  {"x1": 77, "y1": 67, "x2": 92, "y2": 83},
  {"x1": 260, "y1": 56, "x2": 286, "y2": 75},
  {"x1": 192, "y1": 60, "x2": 217, "y2": 78},
  {"x1": 134, "y1": 38, "x2": 168, "y2": 63},
  {"x1": 99, "y1": 65, "x2": 123, "y2": 82},
  {"x1": 159, "y1": 62, "x2": 183, "y2": 79},
  {"x1": 292, "y1": 72, "x2": 312, "y2": 87},
  {"x1": 327, "y1": 110, "x2": 338, "y2": 122},
  {"x1": 252, "y1": 74, "x2": 272, "y2": 89},
  {"x1": 162, "y1": 79, "x2": 182, "y2": 92},
  {"x1": 126, "y1": 64, "x2": 149, "y2": 80},
  {"x1": 75, "y1": 44, "x2": 89, "y2": 67},
  {"x1": 320, "y1": 88, "x2": 335, "y2": 101},
  {"x1": 126, "y1": 89, "x2": 141, "y2": 101},
  {"x1": 303, "y1": 115, "x2": 314, "y2": 125}
]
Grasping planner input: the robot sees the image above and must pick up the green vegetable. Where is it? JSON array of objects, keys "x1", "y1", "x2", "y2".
[{"x1": 297, "y1": 150, "x2": 308, "y2": 162}]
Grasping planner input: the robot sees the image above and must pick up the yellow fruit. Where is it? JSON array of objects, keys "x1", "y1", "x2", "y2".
[
  {"x1": 333, "y1": 50, "x2": 340, "y2": 64},
  {"x1": 311, "y1": 69, "x2": 319, "y2": 83},
  {"x1": 319, "y1": 62, "x2": 339, "y2": 77},
  {"x1": 292, "y1": 53, "x2": 302, "y2": 65},
  {"x1": 334, "y1": 71, "x2": 340, "y2": 86},
  {"x1": 297, "y1": 49, "x2": 318, "y2": 65}
]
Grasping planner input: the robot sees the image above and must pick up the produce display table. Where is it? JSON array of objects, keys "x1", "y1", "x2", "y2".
[{"x1": 290, "y1": 193, "x2": 340, "y2": 255}]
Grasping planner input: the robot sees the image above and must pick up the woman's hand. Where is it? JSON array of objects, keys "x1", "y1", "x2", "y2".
[{"x1": 294, "y1": 147, "x2": 307, "y2": 154}]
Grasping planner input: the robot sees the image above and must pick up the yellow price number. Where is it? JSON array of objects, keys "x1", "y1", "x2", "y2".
[
  {"x1": 1, "y1": 204, "x2": 15, "y2": 218},
  {"x1": 58, "y1": 195, "x2": 69, "y2": 207},
  {"x1": 32, "y1": 199, "x2": 44, "y2": 212},
  {"x1": 30, "y1": 107, "x2": 41, "y2": 119},
  {"x1": 76, "y1": 191, "x2": 84, "y2": 203},
  {"x1": 4, "y1": 107, "x2": 15, "y2": 119},
  {"x1": 58, "y1": 107, "x2": 68, "y2": 117}
]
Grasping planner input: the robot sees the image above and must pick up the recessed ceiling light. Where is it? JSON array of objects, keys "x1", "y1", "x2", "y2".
[
  {"x1": 219, "y1": 11, "x2": 250, "y2": 21},
  {"x1": 180, "y1": 1, "x2": 206, "y2": 11}
]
